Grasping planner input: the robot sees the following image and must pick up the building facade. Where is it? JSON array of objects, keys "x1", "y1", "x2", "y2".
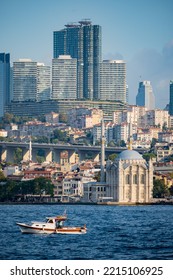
[
  {"x1": 13, "y1": 59, "x2": 37, "y2": 102},
  {"x1": 53, "y1": 20, "x2": 102, "y2": 100},
  {"x1": 37, "y1": 63, "x2": 51, "y2": 101},
  {"x1": 169, "y1": 80, "x2": 173, "y2": 116},
  {"x1": 100, "y1": 60, "x2": 126, "y2": 103},
  {"x1": 106, "y1": 149, "x2": 153, "y2": 203},
  {"x1": 52, "y1": 55, "x2": 77, "y2": 99},
  {"x1": 136, "y1": 81, "x2": 155, "y2": 110},
  {"x1": 0, "y1": 53, "x2": 10, "y2": 117}
]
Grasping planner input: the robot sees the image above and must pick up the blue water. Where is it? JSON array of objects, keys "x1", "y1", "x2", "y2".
[{"x1": 0, "y1": 204, "x2": 173, "y2": 260}]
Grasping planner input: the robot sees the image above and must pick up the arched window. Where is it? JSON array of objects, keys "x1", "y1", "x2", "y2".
[
  {"x1": 133, "y1": 174, "x2": 137, "y2": 184},
  {"x1": 126, "y1": 174, "x2": 130, "y2": 184},
  {"x1": 141, "y1": 174, "x2": 145, "y2": 184}
]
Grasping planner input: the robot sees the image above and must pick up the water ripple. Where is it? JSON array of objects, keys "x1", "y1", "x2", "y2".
[{"x1": 0, "y1": 204, "x2": 173, "y2": 259}]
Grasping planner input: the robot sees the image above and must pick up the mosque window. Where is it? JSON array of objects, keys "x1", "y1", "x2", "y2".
[
  {"x1": 126, "y1": 174, "x2": 130, "y2": 184},
  {"x1": 141, "y1": 174, "x2": 145, "y2": 184}
]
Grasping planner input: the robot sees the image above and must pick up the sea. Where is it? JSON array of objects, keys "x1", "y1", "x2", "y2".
[{"x1": 0, "y1": 204, "x2": 173, "y2": 260}]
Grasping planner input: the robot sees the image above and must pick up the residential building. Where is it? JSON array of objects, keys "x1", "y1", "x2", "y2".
[
  {"x1": 45, "y1": 112, "x2": 59, "y2": 124},
  {"x1": 0, "y1": 53, "x2": 10, "y2": 117},
  {"x1": 169, "y1": 80, "x2": 173, "y2": 115},
  {"x1": 136, "y1": 81, "x2": 155, "y2": 110},
  {"x1": 68, "y1": 107, "x2": 103, "y2": 128},
  {"x1": 52, "y1": 55, "x2": 77, "y2": 99},
  {"x1": 100, "y1": 60, "x2": 126, "y2": 103},
  {"x1": 145, "y1": 109, "x2": 169, "y2": 128},
  {"x1": 53, "y1": 20, "x2": 102, "y2": 100},
  {"x1": 112, "y1": 106, "x2": 147, "y2": 127}
]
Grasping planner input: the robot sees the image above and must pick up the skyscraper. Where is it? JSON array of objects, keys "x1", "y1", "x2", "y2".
[
  {"x1": 37, "y1": 63, "x2": 51, "y2": 101},
  {"x1": 53, "y1": 20, "x2": 102, "y2": 100},
  {"x1": 13, "y1": 59, "x2": 51, "y2": 102},
  {"x1": 13, "y1": 59, "x2": 37, "y2": 102},
  {"x1": 169, "y1": 81, "x2": 173, "y2": 115},
  {"x1": 52, "y1": 55, "x2": 77, "y2": 99},
  {"x1": 100, "y1": 60, "x2": 126, "y2": 103},
  {"x1": 136, "y1": 81, "x2": 155, "y2": 110},
  {"x1": 0, "y1": 53, "x2": 10, "y2": 117}
]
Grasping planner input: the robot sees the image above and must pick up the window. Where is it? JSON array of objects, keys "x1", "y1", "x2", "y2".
[
  {"x1": 126, "y1": 174, "x2": 130, "y2": 184},
  {"x1": 141, "y1": 174, "x2": 145, "y2": 184}
]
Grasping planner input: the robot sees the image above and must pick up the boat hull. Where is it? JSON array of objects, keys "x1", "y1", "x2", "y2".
[
  {"x1": 16, "y1": 223, "x2": 55, "y2": 234},
  {"x1": 56, "y1": 226, "x2": 87, "y2": 234},
  {"x1": 16, "y1": 223, "x2": 87, "y2": 234}
]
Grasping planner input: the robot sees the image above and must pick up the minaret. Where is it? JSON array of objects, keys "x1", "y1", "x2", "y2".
[
  {"x1": 29, "y1": 136, "x2": 32, "y2": 162},
  {"x1": 100, "y1": 119, "x2": 105, "y2": 182},
  {"x1": 128, "y1": 122, "x2": 133, "y2": 150}
]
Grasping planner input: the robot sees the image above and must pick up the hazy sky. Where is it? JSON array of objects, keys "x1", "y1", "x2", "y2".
[{"x1": 1, "y1": 0, "x2": 173, "y2": 108}]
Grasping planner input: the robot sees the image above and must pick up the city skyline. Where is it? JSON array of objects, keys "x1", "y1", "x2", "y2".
[{"x1": 1, "y1": 0, "x2": 173, "y2": 108}]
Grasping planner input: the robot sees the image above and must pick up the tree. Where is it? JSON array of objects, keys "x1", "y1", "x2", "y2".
[
  {"x1": 143, "y1": 153, "x2": 156, "y2": 162},
  {"x1": 108, "y1": 153, "x2": 118, "y2": 161},
  {"x1": 53, "y1": 129, "x2": 69, "y2": 142},
  {"x1": 153, "y1": 179, "x2": 170, "y2": 198},
  {"x1": 14, "y1": 148, "x2": 23, "y2": 163},
  {"x1": 0, "y1": 171, "x2": 6, "y2": 181},
  {"x1": 33, "y1": 177, "x2": 54, "y2": 196}
]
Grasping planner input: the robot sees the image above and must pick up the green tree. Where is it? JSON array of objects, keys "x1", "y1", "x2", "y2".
[
  {"x1": 53, "y1": 129, "x2": 69, "y2": 142},
  {"x1": 14, "y1": 148, "x2": 23, "y2": 163},
  {"x1": 0, "y1": 171, "x2": 6, "y2": 181},
  {"x1": 153, "y1": 179, "x2": 170, "y2": 198},
  {"x1": 33, "y1": 177, "x2": 54, "y2": 196},
  {"x1": 143, "y1": 153, "x2": 156, "y2": 162},
  {"x1": 108, "y1": 153, "x2": 118, "y2": 161}
]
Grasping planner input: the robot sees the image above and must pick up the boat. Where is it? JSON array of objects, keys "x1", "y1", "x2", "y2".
[{"x1": 16, "y1": 213, "x2": 87, "y2": 234}]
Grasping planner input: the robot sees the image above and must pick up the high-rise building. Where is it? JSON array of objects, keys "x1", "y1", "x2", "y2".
[
  {"x1": 13, "y1": 59, "x2": 37, "y2": 102},
  {"x1": 100, "y1": 60, "x2": 126, "y2": 102},
  {"x1": 136, "y1": 81, "x2": 155, "y2": 110},
  {"x1": 37, "y1": 63, "x2": 51, "y2": 101},
  {"x1": 52, "y1": 55, "x2": 77, "y2": 99},
  {"x1": 169, "y1": 81, "x2": 173, "y2": 116},
  {"x1": 13, "y1": 59, "x2": 51, "y2": 102},
  {"x1": 0, "y1": 53, "x2": 10, "y2": 117},
  {"x1": 53, "y1": 20, "x2": 102, "y2": 100}
]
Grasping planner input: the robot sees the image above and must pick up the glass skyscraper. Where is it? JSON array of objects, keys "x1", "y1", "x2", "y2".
[
  {"x1": 13, "y1": 59, "x2": 37, "y2": 102},
  {"x1": 0, "y1": 53, "x2": 10, "y2": 117},
  {"x1": 136, "y1": 81, "x2": 155, "y2": 110},
  {"x1": 100, "y1": 60, "x2": 126, "y2": 103},
  {"x1": 37, "y1": 63, "x2": 51, "y2": 101},
  {"x1": 169, "y1": 81, "x2": 173, "y2": 116},
  {"x1": 53, "y1": 20, "x2": 102, "y2": 100},
  {"x1": 52, "y1": 55, "x2": 77, "y2": 99}
]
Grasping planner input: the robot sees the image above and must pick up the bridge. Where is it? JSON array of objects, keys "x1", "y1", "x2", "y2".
[{"x1": 0, "y1": 141, "x2": 147, "y2": 164}]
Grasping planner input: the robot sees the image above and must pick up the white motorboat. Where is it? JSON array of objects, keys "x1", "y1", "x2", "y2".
[
  {"x1": 16, "y1": 213, "x2": 87, "y2": 234},
  {"x1": 16, "y1": 215, "x2": 67, "y2": 234}
]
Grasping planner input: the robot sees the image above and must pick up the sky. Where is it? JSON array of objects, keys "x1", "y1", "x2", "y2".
[{"x1": 1, "y1": 0, "x2": 173, "y2": 108}]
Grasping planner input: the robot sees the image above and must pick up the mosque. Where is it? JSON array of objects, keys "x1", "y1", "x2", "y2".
[{"x1": 105, "y1": 149, "x2": 153, "y2": 203}]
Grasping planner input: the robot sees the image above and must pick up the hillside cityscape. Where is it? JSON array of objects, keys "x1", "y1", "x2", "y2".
[{"x1": 1, "y1": 20, "x2": 173, "y2": 204}]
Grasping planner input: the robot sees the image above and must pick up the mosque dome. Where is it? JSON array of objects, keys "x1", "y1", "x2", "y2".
[{"x1": 117, "y1": 149, "x2": 143, "y2": 160}]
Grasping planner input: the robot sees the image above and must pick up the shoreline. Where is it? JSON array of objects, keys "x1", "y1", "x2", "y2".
[{"x1": 0, "y1": 201, "x2": 173, "y2": 206}]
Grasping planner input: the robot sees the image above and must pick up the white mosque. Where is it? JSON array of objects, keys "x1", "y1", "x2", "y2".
[{"x1": 106, "y1": 149, "x2": 153, "y2": 203}]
